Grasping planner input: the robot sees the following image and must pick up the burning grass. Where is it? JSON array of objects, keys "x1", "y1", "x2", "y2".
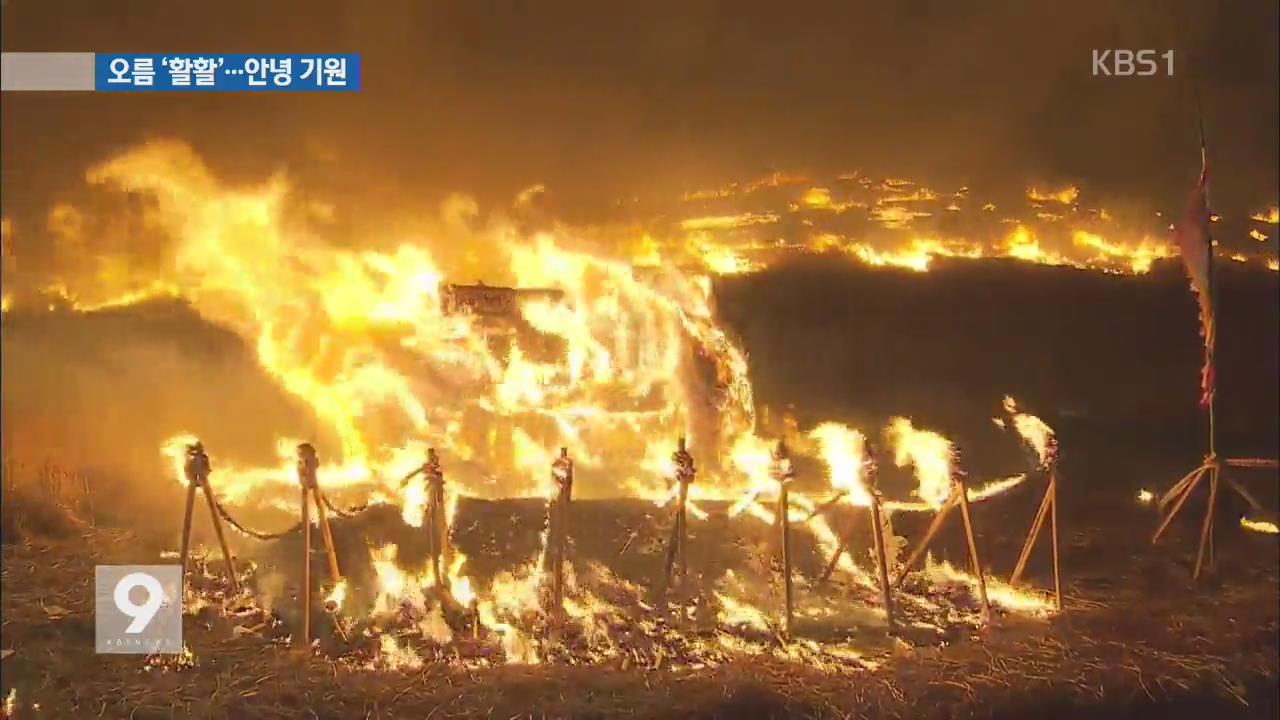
[
  {"x1": 3, "y1": 445, "x2": 1277, "y2": 720},
  {"x1": 1, "y1": 508, "x2": 1276, "y2": 719}
]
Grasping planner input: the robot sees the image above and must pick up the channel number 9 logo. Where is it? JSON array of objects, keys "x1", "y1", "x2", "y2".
[{"x1": 114, "y1": 571, "x2": 166, "y2": 632}]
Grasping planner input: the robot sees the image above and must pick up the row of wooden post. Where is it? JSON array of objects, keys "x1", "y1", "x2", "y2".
[{"x1": 180, "y1": 434, "x2": 1064, "y2": 648}]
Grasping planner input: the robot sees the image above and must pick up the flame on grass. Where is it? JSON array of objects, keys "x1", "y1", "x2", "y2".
[
  {"x1": 923, "y1": 556, "x2": 1055, "y2": 616},
  {"x1": 1240, "y1": 517, "x2": 1279, "y2": 534},
  {"x1": 1027, "y1": 186, "x2": 1080, "y2": 205},
  {"x1": 1251, "y1": 207, "x2": 1279, "y2": 224}
]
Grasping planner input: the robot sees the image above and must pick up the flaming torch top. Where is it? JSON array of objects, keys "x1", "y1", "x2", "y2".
[
  {"x1": 423, "y1": 448, "x2": 444, "y2": 486},
  {"x1": 673, "y1": 437, "x2": 696, "y2": 485},
  {"x1": 769, "y1": 440, "x2": 795, "y2": 486},
  {"x1": 552, "y1": 447, "x2": 574, "y2": 494},
  {"x1": 183, "y1": 441, "x2": 210, "y2": 485},
  {"x1": 296, "y1": 442, "x2": 319, "y2": 487}
]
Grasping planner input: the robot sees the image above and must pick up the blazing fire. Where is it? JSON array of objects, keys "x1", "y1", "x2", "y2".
[
  {"x1": 886, "y1": 418, "x2": 955, "y2": 509},
  {"x1": 997, "y1": 396, "x2": 1055, "y2": 468},
  {"x1": 3, "y1": 142, "x2": 1079, "y2": 671}
]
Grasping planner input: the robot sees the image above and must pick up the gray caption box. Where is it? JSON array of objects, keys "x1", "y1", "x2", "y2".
[
  {"x1": 95, "y1": 565, "x2": 184, "y2": 654},
  {"x1": 1, "y1": 52, "x2": 96, "y2": 91}
]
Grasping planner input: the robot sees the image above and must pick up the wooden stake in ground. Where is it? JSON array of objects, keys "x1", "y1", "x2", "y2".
[
  {"x1": 892, "y1": 468, "x2": 991, "y2": 623},
  {"x1": 815, "y1": 443, "x2": 896, "y2": 634},
  {"x1": 1152, "y1": 454, "x2": 1276, "y2": 581},
  {"x1": 662, "y1": 437, "x2": 696, "y2": 589},
  {"x1": 864, "y1": 444, "x2": 897, "y2": 633},
  {"x1": 300, "y1": 464, "x2": 312, "y2": 644},
  {"x1": 178, "y1": 442, "x2": 239, "y2": 594},
  {"x1": 547, "y1": 447, "x2": 575, "y2": 614},
  {"x1": 770, "y1": 440, "x2": 796, "y2": 638},
  {"x1": 403, "y1": 449, "x2": 448, "y2": 588},
  {"x1": 1010, "y1": 438, "x2": 1063, "y2": 610},
  {"x1": 296, "y1": 443, "x2": 343, "y2": 646}
]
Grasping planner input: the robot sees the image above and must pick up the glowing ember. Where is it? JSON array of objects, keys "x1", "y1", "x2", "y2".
[{"x1": 1136, "y1": 489, "x2": 1154, "y2": 504}]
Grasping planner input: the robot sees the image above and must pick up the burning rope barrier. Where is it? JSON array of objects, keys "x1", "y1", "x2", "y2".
[
  {"x1": 207, "y1": 495, "x2": 293, "y2": 541},
  {"x1": 170, "y1": 409, "x2": 1066, "y2": 667},
  {"x1": 317, "y1": 488, "x2": 371, "y2": 520}
]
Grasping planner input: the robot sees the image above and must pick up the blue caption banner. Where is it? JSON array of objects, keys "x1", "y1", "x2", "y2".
[{"x1": 94, "y1": 54, "x2": 360, "y2": 91}]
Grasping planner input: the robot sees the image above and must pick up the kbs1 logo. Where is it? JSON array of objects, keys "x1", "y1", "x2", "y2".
[{"x1": 1092, "y1": 49, "x2": 1174, "y2": 76}]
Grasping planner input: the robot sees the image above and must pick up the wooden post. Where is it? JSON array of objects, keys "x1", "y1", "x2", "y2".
[
  {"x1": 425, "y1": 449, "x2": 446, "y2": 588},
  {"x1": 676, "y1": 479, "x2": 689, "y2": 578},
  {"x1": 1153, "y1": 464, "x2": 1209, "y2": 543},
  {"x1": 869, "y1": 489, "x2": 896, "y2": 633},
  {"x1": 1049, "y1": 470, "x2": 1061, "y2": 610},
  {"x1": 301, "y1": 474, "x2": 312, "y2": 646},
  {"x1": 1008, "y1": 461, "x2": 1059, "y2": 607},
  {"x1": 955, "y1": 475, "x2": 992, "y2": 622},
  {"x1": 1010, "y1": 484, "x2": 1052, "y2": 584},
  {"x1": 818, "y1": 531, "x2": 849, "y2": 584},
  {"x1": 1194, "y1": 464, "x2": 1219, "y2": 580},
  {"x1": 892, "y1": 490, "x2": 958, "y2": 588},
  {"x1": 550, "y1": 447, "x2": 574, "y2": 614},
  {"x1": 199, "y1": 474, "x2": 239, "y2": 593},
  {"x1": 178, "y1": 474, "x2": 198, "y2": 580},
  {"x1": 311, "y1": 483, "x2": 341, "y2": 583},
  {"x1": 296, "y1": 444, "x2": 340, "y2": 583},
  {"x1": 771, "y1": 441, "x2": 795, "y2": 638},
  {"x1": 179, "y1": 442, "x2": 238, "y2": 593},
  {"x1": 663, "y1": 437, "x2": 695, "y2": 588}
]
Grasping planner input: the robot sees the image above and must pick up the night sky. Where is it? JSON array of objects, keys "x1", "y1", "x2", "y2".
[{"x1": 2, "y1": 0, "x2": 1277, "y2": 227}]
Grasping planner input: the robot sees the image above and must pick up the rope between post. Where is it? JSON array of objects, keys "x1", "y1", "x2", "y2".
[
  {"x1": 209, "y1": 496, "x2": 294, "y2": 541},
  {"x1": 318, "y1": 488, "x2": 370, "y2": 519}
]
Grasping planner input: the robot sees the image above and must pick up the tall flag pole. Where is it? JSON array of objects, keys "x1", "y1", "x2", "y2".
[{"x1": 1173, "y1": 81, "x2": 1216, "y2": 453}]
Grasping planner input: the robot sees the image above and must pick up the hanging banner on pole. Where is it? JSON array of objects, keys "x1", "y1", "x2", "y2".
[{"x1": 1173, "y1": 149, "x2": 1214, "y2": 408}]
